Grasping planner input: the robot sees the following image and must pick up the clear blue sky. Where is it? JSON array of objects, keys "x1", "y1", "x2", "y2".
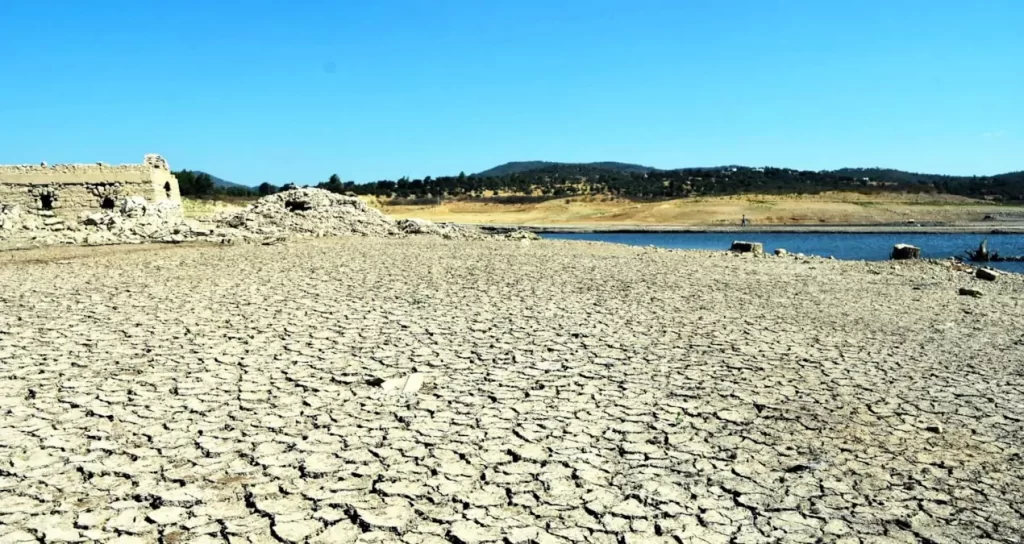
[{"x1": 1, "y1": 1, "x2": 1020, "y2": 185}]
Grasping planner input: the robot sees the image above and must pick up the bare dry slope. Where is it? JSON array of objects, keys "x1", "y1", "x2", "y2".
[{"x1": 380, "y1": 192, "x2": 1024, "y2": 227}]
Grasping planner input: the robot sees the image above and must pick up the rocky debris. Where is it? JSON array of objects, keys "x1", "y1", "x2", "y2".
[
  {"x1": 143, "y1": 153, "x2": 170, "y2": 170},
  {"x1": 216, "y1": 189, "x2": 532, "y2": 243},
  {"x1": 0, "y1": 198, "x2": 207, "y2": 247},
  {"x1": 218, "y1": 189, "x2": 399, "y2": 238},
  {"x1": 774, "y1": 248, "x2": 788, "y2": 256},
  {"x1": 959, "y1": 287, "x2": 984, "y2": 297},
  {"x1": 976, "y1": 267, "x2": 1000, "y2": 281},
  {"x1": 891, "y1": 243, "x2": 921, "y2": 259},
  {"x1": 0, "y1": 203, "x2": 22, "y2": 230},
  {"x1": 505, "y1": 229, "x2": 540, "y2": 241},
  {"x1": 395, "y1": 218, "x2": 486, "y2": 240},
  {"x1": 730, "y1": 240, "x2": 763, "y2": 254},
  {"x1": 376, "y1": 372, "x2": 426, "y2": 394},
  {"x1": 2, "y1": 188, "x2": 535, "y2": 248}
]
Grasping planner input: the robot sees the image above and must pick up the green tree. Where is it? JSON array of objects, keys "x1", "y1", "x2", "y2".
[
  {"x1": 319, "y1": 174, "x2": 344, "y2": 193},
  {"x1": 172, "y1": 170, "x2": 215, "y2": 197}
]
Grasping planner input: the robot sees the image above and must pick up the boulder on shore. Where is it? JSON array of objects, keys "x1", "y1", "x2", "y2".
[
  {"x1": 730, "y1": 241, "x2": 764, "y2": 255},
  {"x1": 890, "y1": 244, "x2": 921, "y2": 260},
  {"x1": 774, "y1": 248, "x2": 788, "y2": 256},
  {"x1": 976, "y1": 268, "x2": 1000, "y2": 281}
]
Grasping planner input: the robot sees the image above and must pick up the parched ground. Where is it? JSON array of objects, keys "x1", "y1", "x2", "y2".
[
  {"x1": 378, "y1": 193, "x2": 1024, "y2": 227},
  {"x1": 0, "y1": 238, "x2": 1022, "y2": 544}
]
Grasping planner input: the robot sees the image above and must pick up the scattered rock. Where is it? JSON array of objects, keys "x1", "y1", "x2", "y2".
[
  {"x1": 396, "y1": 218, "x2": 484, "y2": 240},
  {"x1": 120, "y1": 196, "x2": 149, "y2": 217},
  {"x1": 958, "y1": 287, "x2": 983, "y2": 297},
  {"x1": 890, "y1": 244, "x2": 921, "y2": 260},
  {"x1": 976, "y1": 268, "x2": 999, "y2": 281},
  {"x1": 377, "y1": 373, "x2": 426, "y2": 394},
  {"x1": 505, "y1": 230, "x2": 540, "y2": 241},
  {"x1": 730, "y1": 241, "x2": 764, "y2": 255},
  {"x1": 774, "y1": 248, "x2": 788, "y2": 256}
]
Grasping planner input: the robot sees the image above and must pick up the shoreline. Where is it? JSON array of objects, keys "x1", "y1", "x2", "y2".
[{"x1": 478, "y1": 222, "x2": 1024, "y2": 234}]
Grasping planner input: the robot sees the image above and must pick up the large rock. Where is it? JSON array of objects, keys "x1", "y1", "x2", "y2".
[
  {"x1": 976, "y1": 268, "x2": 1000, "y2": 281},
  {"x1": 120, "y1": 196, "x2": 148, "y2": 217},
  {"x1": 890, "y1": 244, "x2": 921, "y2": 260},
  {"x1": 958, "y1": 287, "x2": 983, "y2": 297},
  {"x1": 730, "y1": 241, "x2": 764, "y2": 255}
]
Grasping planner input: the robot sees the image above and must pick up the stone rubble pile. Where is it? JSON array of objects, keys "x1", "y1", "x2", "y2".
[
  {"x1": 0, "y1": 198, "x2": 208, "y2": 246},
  {"x1": 216, "y1": 189, "x2": 522, "y2": 242},
  {"x1": 395, "y1": 217, "x2": 488, "y2": 240},
  {"x1": 217, "y1": 189, "x2": 400, "y2": 238},
  {"x1": 1, "y1": 188, "x2": 536, "y2": 247}
]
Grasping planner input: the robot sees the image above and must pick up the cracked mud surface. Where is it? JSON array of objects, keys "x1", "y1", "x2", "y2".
[{"x1": 1, "y1": 238, "x2": 1022, "y2": 543}]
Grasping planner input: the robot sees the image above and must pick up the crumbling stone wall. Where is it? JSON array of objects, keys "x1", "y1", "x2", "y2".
[{"x1": 0, "y1": 154, "x2": 180, "y2": 217}]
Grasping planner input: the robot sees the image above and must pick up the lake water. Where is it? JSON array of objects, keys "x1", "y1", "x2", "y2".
[{"x1": 542, "y1": 231, "x2": 1024, "y2": 273}]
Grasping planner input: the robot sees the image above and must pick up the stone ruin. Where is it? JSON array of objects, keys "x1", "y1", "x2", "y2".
[
  {"x1": 215, "y1": 188, "x2": 501, "y2": 242},
  {"x1": 0, "y1": 154, "x2": 180, "y2": 217},
  {"x1": 0, "y1": 154, "x2": 187, "y2": 246},
  {"x1": 1, "y1": 183, "x2": 536, "y2": 247}
]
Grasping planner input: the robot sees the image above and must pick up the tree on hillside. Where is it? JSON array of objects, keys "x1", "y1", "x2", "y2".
[
  {"x1": 258, "y1": 182, "x2": 278, "y2": 196},
  {"x1": 319, "y1": 174, "x2": 344, "y2": 194},
  {"x1": 173, "y1": 170, "x2": 215, "y2": 197}
]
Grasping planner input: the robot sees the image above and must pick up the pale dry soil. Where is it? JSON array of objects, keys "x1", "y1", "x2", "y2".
[
  {"x1": 378, "y1": 193, "x2": 1024, "y2": 227},
  {"x1": 0, "y1": 238, "x2": 1022, "y2": 544}
]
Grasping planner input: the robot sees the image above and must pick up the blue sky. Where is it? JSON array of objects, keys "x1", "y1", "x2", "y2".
[{"x1": 1, "y1": 1, "x2": 1020, "y2": 185}]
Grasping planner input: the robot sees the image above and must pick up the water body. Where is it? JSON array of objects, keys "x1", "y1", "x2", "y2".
[{"x1": 542, "y1": 231, "x2": 1024, "y2": 273}]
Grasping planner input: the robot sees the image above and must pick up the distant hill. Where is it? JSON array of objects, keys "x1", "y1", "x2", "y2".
[
  {"x1": 474, "y1": 161, "x2": 656, "y2": 177},
  {"x1": 342, "y1": 162, "x2": 1024, "y2": 202},
  {"x1": 832, "y1": 168, "x2": 962, "y2": 184},
  {"x1": 195, "y1": 171, "x2": 250, "y2": 189}
]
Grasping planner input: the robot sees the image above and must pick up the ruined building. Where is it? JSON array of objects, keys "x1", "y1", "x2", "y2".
[{"x1": 0, "y1": 154, "x2": 180, "y2": 216}]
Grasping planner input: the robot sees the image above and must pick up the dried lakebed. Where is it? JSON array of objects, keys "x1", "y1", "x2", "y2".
[{"x1": 0, "y1": 238, "x2": 1022, "y2": 544}]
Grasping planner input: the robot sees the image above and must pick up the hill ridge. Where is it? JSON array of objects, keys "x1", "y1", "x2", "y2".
[{"x1": 474, "y1": 161, "x2": 656, "y2": 177}]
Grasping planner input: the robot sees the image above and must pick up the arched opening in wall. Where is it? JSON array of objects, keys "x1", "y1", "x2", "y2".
[
  {"x1": 40, "y1": 194, "x2": 54, "y2": 210},
  {"x1": 163, "y1": 182, "x2": 171, "y2": 198},
  {"x1": 101, "y1": 196, "x2": 116, "y2": 210}
]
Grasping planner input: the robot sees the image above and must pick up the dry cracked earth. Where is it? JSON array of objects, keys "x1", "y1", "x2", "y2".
[{"x1": 0, "y1": 238, "x2": 1022, "y2": 544}]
